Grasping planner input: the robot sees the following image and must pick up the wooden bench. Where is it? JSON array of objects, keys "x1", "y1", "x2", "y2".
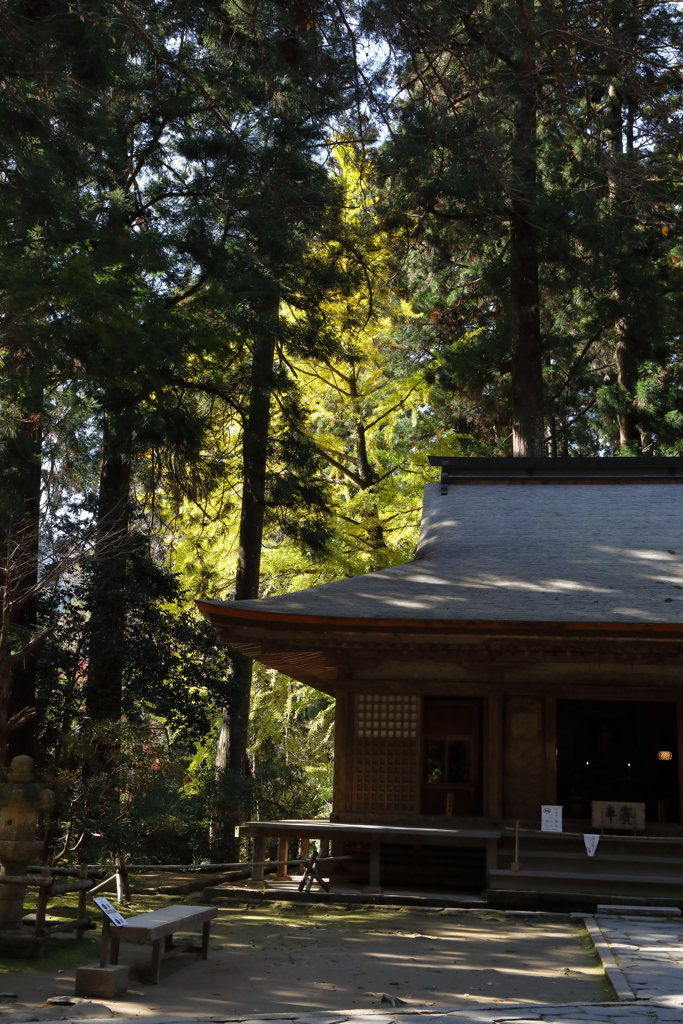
[{"x1": 102, "y1": 904, "x2": 217, "y2": 983}]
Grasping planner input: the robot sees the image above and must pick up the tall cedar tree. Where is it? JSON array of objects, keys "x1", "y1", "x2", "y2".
[
  {"x1": 1, "y1": 1, "x2": 242, "y2": 743},
  {"x1": 0, "y1": 0, "x2": 130, "y2": 761},
  {"x1": 364, "y1": 0, "x2": 683, "y2": 455},
  {"x1": 182, "y1": 0, "x2": 356, "y2": 797}
]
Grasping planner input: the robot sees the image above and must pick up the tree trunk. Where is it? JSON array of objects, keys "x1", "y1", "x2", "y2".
[
  {"x1": 609, "y1": 85, "x2": 641, "y2": 452},
  {"x1": 4, "y1": 382, "x2": 43, "y2": 764},
  {"x1": 215, "y1": 297, "x2": 278, "y2": 781},
  {"x1": 614, "y1": 311, "x2": 639, "y2": 448},
  {"x1": 509, "y1": 78, "x2": 545, "y2": 457},
  {"x1": 349, "y1": 366, "x2": 386, "y2": 552},
  {"x1": 85, "y1": 410, "x2": 132, "y2": 721}
]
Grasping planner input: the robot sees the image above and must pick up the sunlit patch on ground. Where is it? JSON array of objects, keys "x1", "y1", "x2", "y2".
[{"x1": 0, "y1": 896, "x2": 612, "y2": 1015}]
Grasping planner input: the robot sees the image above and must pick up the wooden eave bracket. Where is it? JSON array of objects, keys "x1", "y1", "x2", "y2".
[{"x1": 223, "y1": 636, "x2": 340, "y2": 689}]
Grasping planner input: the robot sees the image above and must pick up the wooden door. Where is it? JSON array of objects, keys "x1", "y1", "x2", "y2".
[
  {"x1": 504, "y1": 697, "x2": 545, "y2": 818},
  {"x1": 421, "y1": 699, "x2": 482, "y2": 816}
]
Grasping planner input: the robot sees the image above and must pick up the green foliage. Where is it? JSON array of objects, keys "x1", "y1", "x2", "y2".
[
  {"x1": 3, "y1": 0, "x2": 683, "y2": 869},
  {"x1": 365, "y1": 0, "x2": 683, "y2": 455}
]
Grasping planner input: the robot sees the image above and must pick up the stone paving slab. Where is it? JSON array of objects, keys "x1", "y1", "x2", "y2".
[
  {"x1": 7, "y1": 1006, "x2": 683, "y2": 1024},
  {"x1": 593, "y1": 913, "x2": 683, "y2": 1005},
  {"x1": 6, "y1": 1007, "x2": 683, "y2": 1024}
]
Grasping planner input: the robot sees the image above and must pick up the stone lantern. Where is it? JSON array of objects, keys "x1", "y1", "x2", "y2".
[{"x1": 0, "y1": 756, "x2": 54, "y2": 937}]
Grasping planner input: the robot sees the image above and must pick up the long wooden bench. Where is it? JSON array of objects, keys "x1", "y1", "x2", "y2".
[{"x1": 102, "y1": 904, "x2": 217, "y2": 983}]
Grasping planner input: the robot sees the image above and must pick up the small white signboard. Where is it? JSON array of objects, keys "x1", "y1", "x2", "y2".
[
  {"x1": 93, "y1": 896, "x2": 127, "y2": 928},
  {"x1": 584, "y1": 834, "x2": 600, "y2": 857},
  {"x1": 541, "y1": 805, "x2": 563, "y2": 832}
]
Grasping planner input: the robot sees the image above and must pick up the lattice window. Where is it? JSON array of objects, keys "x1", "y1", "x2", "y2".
[
  {"x1": 357, "y1": 694, "x2": 418, "y2": 738},
  {"x1": 354, "y1": 695, "x2": 419, "y2": 813}
]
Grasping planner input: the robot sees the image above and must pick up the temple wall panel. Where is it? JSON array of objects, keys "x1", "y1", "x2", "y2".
[{"x1": 333, "y1": 672, "x2": 683, "y2": 827}]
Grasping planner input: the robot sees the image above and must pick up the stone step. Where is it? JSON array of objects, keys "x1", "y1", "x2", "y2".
[
  {"x1": 487, "y1": 888, "x2": 683, "y2": 912},
  {"x1": 491, "y1": 867, "x2": 683, "y2": 885},
  {"x1": 494, "y1": 852, "x2": 683, "y2": 875},
  {"x1": 498, "y1": 837, "x2": 683, "y2": 854},
  {"x1": 595, "y1": 903, "x2": 682, "y2": 917},
  {"x1": 489, "y1": 866, "x2": 683, "y2": 898}
]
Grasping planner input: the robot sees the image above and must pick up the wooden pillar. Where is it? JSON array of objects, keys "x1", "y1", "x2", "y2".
[
  {"x1": 277, "y1": 836, "x2": 289, "y2": 879},
  {"x1": 34, "y1": 881, "x2": 48, "y2": 958},
  {"x1": 320, "y1": 837, "x2": 329, "y2": 859},
  {"x1": 100, "y1": 916, "x2": 110, "y2": 967},
  {"x1": 201, "y1": 919, "x2": 211, "y2": 959},
  {"x1": 151, "y1": 938, "x2": 162, "y2": 984},
  {"x1": 485, "y1": 838, "x2": 498, "y2": 889},
  {"x1": 367, "y1": 838, "x2": 381, "y2": 891},
  {"x1": 544, "y1": 695, "x2": 557, "y2": 804},
  {"x1": 76, "y1": 863, "x2": 88, "y2": 941},
  {"x1": 677, "y1": 699, "x2": 683, "y2": 826},
  {"x1": 300, "y1": 837, "x2": 310, "y2": 875},
  {"x1": 333, "y1": 690, "x2": 354, "y2": 814},
  {"x1": 487, "y1": 695, "x2": 503, "y2": 819},
  {"x1": 413, "y1": 695, "x2": 423, "y2": 813},
  {"x1": 252, "y1": 834, "x2": 266, "y2": 882}
]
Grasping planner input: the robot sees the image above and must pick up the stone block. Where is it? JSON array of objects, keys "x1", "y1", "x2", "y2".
[
  {"x1": 598, "y1": 904, "x2": 681, "y2": 917},
  {"x1": 538, "y1": 890, "x2": 596, "y2": 912},
  {"x1": 75, "y1": 965, "x2": 128, "y2": 999},
  {"x1": 485, "y1": 888, "x2": 539, "y2": 910}
]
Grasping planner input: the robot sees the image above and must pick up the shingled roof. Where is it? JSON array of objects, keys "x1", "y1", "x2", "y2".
[{"x1": 199, "y1": 461, "x2": 683, "y2": 627}]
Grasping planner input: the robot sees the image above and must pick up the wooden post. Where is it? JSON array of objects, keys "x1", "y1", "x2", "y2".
[
  {"x1": 300, "y1": 838, "x2": 310, "y2": 874},
  {"x1": 76, "y1": 863, "x2": 88, "y2": 940},
  {"x1": 677, "y1": 699, "x2": 683, "y2": 827},
  {"x1": 35, "y1": 885, "x2": 48, "y2": 935},
  {"x1": 487, "y1": 695, "x2": 503, "y2": 819},
  {"x1": 544, "y1": 695, "x2": 557, "y2": 804},
  {"x1": 485, "y1": 838, "x2": 498, "y2": 888},
  {"x1": 320, "y1": 837, "x2": 329, "y2": 859},
  {"x1": 201, "y1": 919, "x2": 211, "y2": 959},
  {"x1": 333, "y1": 691, "x2": 352, "y2": 814},
  {"x1": 151, "y1": 937, "x2": 162, "y2": 983},
  {"x1": 119, "y1": 853, "x2": 131, "y2": 901},
  {"x1": 115, "y1": 854, "x2": 124, "y2": 903},
  {"x1": 100, "y1": 916, "x2": 111, "y2": 967},
  {"x1": 252, "y1": 835, "x2": 266, "y2": 882},
  {"x1": 367, "y1": 838, "x2": 381, "y2": 891},
  {"x1": 34, "y1": 870, "x2": 50, "y2": 957},
  {"x1": 511, "y1": 820, "x2": 521, "y2": 871},
  {"x1": 277, "y1": 836, "x2": 289, "y2": 879}
]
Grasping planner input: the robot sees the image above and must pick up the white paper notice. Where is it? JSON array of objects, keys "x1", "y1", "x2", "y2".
[
  {"x1": 584, "y1": 834, "x2": 600, "y2": 857},
  {"x1": 93, "y1": 896, "x2": 127, "y2": 928},
  {"x1": 541, "y1": 805, "x2": 563, "y2": 832}
]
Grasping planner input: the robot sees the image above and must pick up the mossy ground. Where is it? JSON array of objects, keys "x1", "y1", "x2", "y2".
[
  {"x1": 0, "y1": 892, "x2": 612, "y2": 1013},
  {"x1": 0, "y1": 891, "x2": 191, "y2": 974}
]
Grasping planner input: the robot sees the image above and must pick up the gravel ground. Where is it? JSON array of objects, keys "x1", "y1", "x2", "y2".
[{"x1": 0, "y1": 903, "x2": 612, "y2": 1017}]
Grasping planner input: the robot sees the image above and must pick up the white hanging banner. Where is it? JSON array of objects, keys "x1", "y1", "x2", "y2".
[
  {"x1": 584, "y1": 834, "x2": 600, "y2": 857},
  {"x1": 541, "y1": 805, "x2": 563, "y2": 832}
]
